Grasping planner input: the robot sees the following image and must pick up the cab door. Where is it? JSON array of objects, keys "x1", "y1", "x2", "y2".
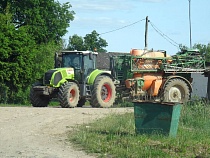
[{"x1": 82, "y1": 55, "x2": 95, "y2": 80}]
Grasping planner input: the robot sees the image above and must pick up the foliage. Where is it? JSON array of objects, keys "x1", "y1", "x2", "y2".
[
  {"x1": 67, "y1": 30, "x2": 108, "y2": 52},
  {"x1": 193, "y1": 43, "x2": 210, "y2": 62},
  {"x1": 32, "y1": 41, "x2": 60, "y2": 80},
  {"x1": 0, "y1": 0, "x2": 75, "y2": 104},
  {"x1": 178, "y1": 44, "x2": 188, "y2": 51},
  {"x1": 0, "y1": 13, "x2": 35, "y2": 103},
  {"x1": 0, "y1": 0, "x2": 75, "y2": 44},
  {"x1": 69, "y1": 101, "x2": 210, "y2": 158},
  {"x1": 0, "y1": 4, "x2": 68, "y2": 104},
  {"x1": 67, "y1": 34, "x2": 86, "y2": 51},
  {"x1": 115, "y1": 100, "x2": 134, "y2": 107}
]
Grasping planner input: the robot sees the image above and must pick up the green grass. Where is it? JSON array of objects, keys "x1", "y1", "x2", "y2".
[
  {"x1": 68, "y1": 101, "x2": 210, "y2": 158},
  {"x1": 0, "y1": 100, "x2": 60, "y2": 107},
  {"x1": 0, "y1": 99, "x2": 133, "y2": 107},
  {"x1": 0, "y1": 103, "x2": 31, "y2": 107}
]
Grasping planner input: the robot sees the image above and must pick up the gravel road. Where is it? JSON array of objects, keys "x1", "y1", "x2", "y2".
[{"x1": 0, "y1": 106, "x2": 133, "y2": 158}]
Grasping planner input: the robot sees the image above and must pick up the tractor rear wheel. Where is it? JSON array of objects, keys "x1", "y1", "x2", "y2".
[
  {"x1": 30, "y1": 83, "x2": 50, "y2": 107},
  {"x1": 58, "y1": 82, "x2": 80, "y2": 108},
  {"x1": 91, "y1": 76, "x2": 116, "y2": 108},
  {"x1": 162, "y1": 78, "x2": 190, "y2": 103}
]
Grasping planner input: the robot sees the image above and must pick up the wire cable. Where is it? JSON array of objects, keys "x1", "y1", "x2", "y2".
[
  {"x1": 99, "y1": 18, "x2": 146, "y2": 35},
  {"x1": 149, "y1": 21, "x2": 179, "y2": 49}
]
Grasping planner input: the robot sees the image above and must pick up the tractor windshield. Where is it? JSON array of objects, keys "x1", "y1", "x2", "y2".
[{"x1": 62, "y1": 53, "x2": 82, "y2": 69}]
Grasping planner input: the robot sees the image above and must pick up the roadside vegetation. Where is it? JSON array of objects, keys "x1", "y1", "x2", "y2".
[
  {"x1": 0, "y1": 1, "x2": 109, "y2": 105},
  {"x1": 68, "y1": 100, "x2": 210, "y2": 158}
]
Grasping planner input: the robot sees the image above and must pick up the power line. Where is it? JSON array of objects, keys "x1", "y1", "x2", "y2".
[
  {"x1": 99, "y1": 18, "x2": 146, "y2": 35},
  {"x1": 149, "y1": 21, "x2": 179, "y2": 49},
  {"x1": 99, "y1": 17, "x2": 180, "y2": 50}
]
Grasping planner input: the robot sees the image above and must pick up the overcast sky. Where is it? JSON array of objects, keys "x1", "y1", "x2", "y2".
[{"x1": 58, "y1": 0, "x2": 210, "y2": 55}]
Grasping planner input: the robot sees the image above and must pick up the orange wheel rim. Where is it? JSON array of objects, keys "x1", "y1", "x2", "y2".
[
  {"x1": 101, "y1": 83, "x2": 112, "y2": 102},
  {"x1": 69, "y1": 89, "x2": 76, "y2": 102}
]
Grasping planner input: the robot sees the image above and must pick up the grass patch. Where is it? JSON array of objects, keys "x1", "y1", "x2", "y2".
[
  {"x1": 0, "y1": 101, "x2": 60, "y2": 107},
  {"x1": 0, "y1": 103, "x2": 31, "y2": 107},
  {"x1": 114, "y1": 101, "x2": 134, "y2": 108},
  {"x1": 68, "y1": 101, "x2": 210, "y2": 158},
  {"x1": 0, "y1": 99, "x2": 132, "y2": 107},
  {"x1": 48, "y1": 100, "x2": 60, "y2": 107}
]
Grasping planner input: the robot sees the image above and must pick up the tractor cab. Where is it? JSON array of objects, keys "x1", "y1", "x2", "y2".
[{"x1": 56, "y1": 50, "x2": 98, "y2": 83}]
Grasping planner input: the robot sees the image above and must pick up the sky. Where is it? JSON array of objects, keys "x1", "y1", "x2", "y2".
[{"x1": 58, "y1": 0, "x2": 210, "y2": 55}]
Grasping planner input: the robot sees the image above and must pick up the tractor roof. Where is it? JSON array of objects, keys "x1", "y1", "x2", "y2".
[{"x1": 61, "y1": 50, "x2": 98, "y2": 55}]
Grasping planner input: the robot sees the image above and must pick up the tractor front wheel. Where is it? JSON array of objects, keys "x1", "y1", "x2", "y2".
[
  {"x1": 58, "y1": 82, "x2": 80, "y2": 108},
  {"x1": 30, "y1": 83, "x2": 50, "y2": 107},
  {"x1": 91, "y1": 76, "x2": 116, "y2": 108}
]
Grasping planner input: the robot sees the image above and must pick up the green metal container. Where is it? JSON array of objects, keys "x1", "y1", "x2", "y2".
[{"x1": 134, "y1": 102, "x2": 182, "y2": 137}]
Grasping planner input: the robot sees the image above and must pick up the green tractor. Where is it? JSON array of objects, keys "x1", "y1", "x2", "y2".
[{"x1": 30, "y1": 51, "x2": 116, "y2": 108}]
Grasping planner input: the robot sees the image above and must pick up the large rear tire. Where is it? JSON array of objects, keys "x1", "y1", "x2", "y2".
[
  {"x1": 58, "y1": 82, "x2": 80, "y2": 108},
  {"x1": 91, "y1": 76, "x2": 116, "y2": 108},
  {"x1": 163, "y1": 78, "x2": 190, "y2": 103},
  {"x1": 30, "y1": 83, "x2": 50, "y2": 107}
]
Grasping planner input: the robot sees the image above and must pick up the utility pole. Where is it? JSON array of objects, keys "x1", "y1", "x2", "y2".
[
  {"x1": 188, "y1": 0, "x2": 192, "y2": 48},
  {"x1": 145, "y1": 16, "x2": 149, "y2": 50}
]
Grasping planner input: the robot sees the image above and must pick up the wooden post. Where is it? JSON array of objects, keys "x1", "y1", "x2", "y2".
[{"x1": 144, "y1": 16, "x2": 148, "y2": 50}]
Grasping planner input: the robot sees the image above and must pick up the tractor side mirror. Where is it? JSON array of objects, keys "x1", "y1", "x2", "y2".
[
  {"x1": 54, "y1": 52, "x2": 62, "y2": 68},
  {"x1": 54, "y1": 52, "x2": 59, "y2": 68},
  {"x1": 89, "y1": 52, "x2": 93, "y2": 60}
]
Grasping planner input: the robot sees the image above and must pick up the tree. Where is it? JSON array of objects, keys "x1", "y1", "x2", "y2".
[
  {"x1": 67, "y1": 34, "x2": 86, "y2": 51},
  {"x1": 84, "y1": 30, "x2": 108, "y2": 52},
  {"x1": 193, "y1": 43, "x2": 210, "y2": 62},
  {"x1": 0, "y1": 13, "x2": 61, "y2": 104},
  {"x1": 67, "y1": 30, "x2": 108, "y2": 52},
  {"x1": 0, "y1": 13, "x2": 36, "y2": 103},
  {"x1": 0, "y1": 0, "x2": 75, "y2": 44},
  {"x1": 0, "y1": 0, "x2": 75, "y2": 104}
]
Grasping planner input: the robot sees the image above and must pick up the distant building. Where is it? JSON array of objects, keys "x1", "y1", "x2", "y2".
[
  {"x1": 96, "y1": 52, "x2": 129, "y2": 70},
  {"x1": 191, "y1": 73, "x2": 207, "y2": 98}
]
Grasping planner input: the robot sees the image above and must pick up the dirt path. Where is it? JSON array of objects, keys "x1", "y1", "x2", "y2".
[{"x1": 0, "y1": 106, "x2": 133, "y2": 158}]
